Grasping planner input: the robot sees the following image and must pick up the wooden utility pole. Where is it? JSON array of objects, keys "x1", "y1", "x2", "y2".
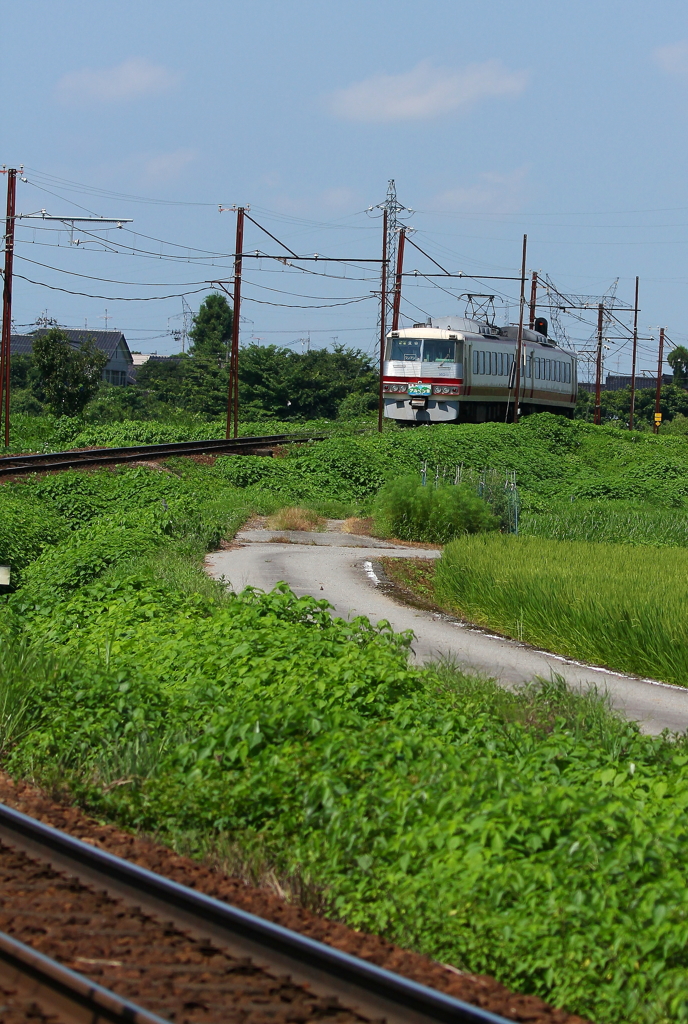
[
  {"x1": 0, "y1": 168, "x2": 17, "y2": 448},
  {"x1": 377, "y1": 208, "x2": 388, "y2": 433},
  {"x1": 391, "y1": 226, "x2": 405, "y2": 331},
  {"x1": 512, "y1": 234, "x2": 527, "y2": 424},
  {"x1": 226, "y1": 206, "x2": 244, "y2": 439},
  {"x1": 654, "y1": 327, "x2": 665, "y2": 434},
  {"x1": 528, "y1": 270, "x2": 537, "y2": 329},
  {"x1": 594, "y1": 303, "x2": 604, "y2": 425},
  {"x1": 629, "y1": 276, "x2": 639, "y2": 430}
]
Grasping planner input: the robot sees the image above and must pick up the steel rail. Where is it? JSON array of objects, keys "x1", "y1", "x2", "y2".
[
  {"x1": 0, "y1": 431, "x2": 327, "y2": 477},
  {"x1": 0, "y1": 803, "x2": 510, "y2": 1024},
  {"x1": 0, "y1": 928, "x2": 172, "y2": 1024}
]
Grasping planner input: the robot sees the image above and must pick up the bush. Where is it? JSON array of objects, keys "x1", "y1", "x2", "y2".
[{"x1": 373, "y1": 475, "x2": 499, "y2": 543}]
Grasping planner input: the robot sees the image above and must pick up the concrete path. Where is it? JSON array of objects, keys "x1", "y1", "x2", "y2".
[{"x1": 205, "y1": 525, "x2": 688, "y2": 735}]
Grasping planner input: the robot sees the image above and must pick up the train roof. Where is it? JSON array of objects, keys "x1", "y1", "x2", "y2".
[{"x1": 389, "y1": 316, "x2": 568, "y2": 352}]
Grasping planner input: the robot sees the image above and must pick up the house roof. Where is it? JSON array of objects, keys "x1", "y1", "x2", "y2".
[{"x1": 10, "y1": 328, "x2": 133, "y2": 364}]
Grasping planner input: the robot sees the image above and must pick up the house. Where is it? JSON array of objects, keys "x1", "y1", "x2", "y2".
[{"x1": 10, "y1": 328, "x2": 134, "y2": 385}]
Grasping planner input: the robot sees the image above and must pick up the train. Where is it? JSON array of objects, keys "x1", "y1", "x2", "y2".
[{"x1": 382, "y1": 315, "x2": 577, "y2": 424}]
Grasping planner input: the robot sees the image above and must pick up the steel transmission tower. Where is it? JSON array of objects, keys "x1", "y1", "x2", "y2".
[{"x1": 372, "y1": 181, "x2": 413, "y2": 343}]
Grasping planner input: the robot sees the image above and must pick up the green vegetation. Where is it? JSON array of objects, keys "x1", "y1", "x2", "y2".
[
  {"x1": 31, "y1": 329, "x2": 108, "y2": 416},
  {"x1": 12, "y1": 295, "x2": 378, "y2": 427},
  {"x1": 668, "y1": 346, "x2": 688, "y2": 389},
  {"x1": 4, "y1": 415, "x2": 688, "y2": 1021},
  {"x1": 373, "y1": 474, "x2": 498, "y2": 543},
  {"x1": 435, "y1": 534, "x2": 688, "y2": 683},
  {"x1": 575, "y1": 382, "x2": 688, "y2": 427},
  {"x1": 2, "y1": 460, "x2": 688, "y2": 1022}
]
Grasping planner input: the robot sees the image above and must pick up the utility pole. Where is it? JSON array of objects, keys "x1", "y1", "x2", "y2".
[
  {"x1": 0, "y1": 168, "x2": 17, "y2": 448},
  {"x1": 629, "y1": 276, "x2": 639, "y2": 430},
  {"x1": 594, "y1": 303, "x2": 604, "y2": 425},
  {"x1": 512, "y1": 234, "x2": 527, "y2": 424},
  {"x1": 654, "y1": 327, "x2": 665, "y2": 434},
  {"x1": 377, "y1": 208, "x2": 388, "y2": 434},
  {"x1": 528, "y1": 271, "x2": 538, "y2": 329},
  {"x1": 391, "y1": 226, "x2": 406, "y2": 331},
  {"x1": 226, "y1": 206, "x2": 244, "y2": 439}
]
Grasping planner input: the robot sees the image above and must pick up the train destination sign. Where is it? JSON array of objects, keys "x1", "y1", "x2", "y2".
[{"x1": 407, "y1": 381, "x2": 432, "y2": 396}]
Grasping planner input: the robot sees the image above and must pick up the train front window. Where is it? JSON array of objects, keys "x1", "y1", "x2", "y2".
[
  {"x1": 389, "y1": 338, "x2": 422, "y2": 361},
  {"x1": 422, "y1": 339, "x2": 457, "y2": 364}
]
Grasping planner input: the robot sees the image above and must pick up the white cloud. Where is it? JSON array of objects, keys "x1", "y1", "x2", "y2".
[
  {"x1": 328, "y1": 59, "x2": 528, "y2": 123},
  {"x1": 430, "y1": 167, "x2": 529, "y2": 216},
  {"x1": 141, "y1": 149, "x2": 196, "y2": 182},
  {"x1": 56, "y1": 58, "x2": 177, "y2": 104},
  {"x1": 654, "y1": 41, "x2": 688, "y2": 78}
]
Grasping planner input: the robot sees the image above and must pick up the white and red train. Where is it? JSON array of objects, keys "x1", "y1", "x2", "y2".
[{"x1": 382, "y1": 316, "x2": 577, "y2": 424}]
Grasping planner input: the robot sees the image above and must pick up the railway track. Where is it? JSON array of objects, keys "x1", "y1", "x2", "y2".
[
  {"x1": 0, "y1": 432, "x2": 328, "y2": 478},
  {"x1": 0, "y1": 803, "x2": 511, "y2": 1024}
]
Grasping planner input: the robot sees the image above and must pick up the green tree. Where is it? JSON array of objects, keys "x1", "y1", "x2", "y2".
[
  {"x1": 667, "y1": 345, "x2": 688, "y2": 387},
  {"x1": 32, "y1": 330, "x2": 107, "y2": 417},
  {"x1": 239, "y1": 343, "x2": 377, "y2": 419},
  {"x1": 188, "y1": 294, "x2": 233, "y2": 362}
]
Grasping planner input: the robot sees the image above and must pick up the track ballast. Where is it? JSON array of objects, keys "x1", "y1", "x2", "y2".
[
  {"x1": 0, "y1": 432, "x2": 328, "y2": 478},
  {"x1": 0, "y1": 803, "x2": 511, "y2": 1024}
]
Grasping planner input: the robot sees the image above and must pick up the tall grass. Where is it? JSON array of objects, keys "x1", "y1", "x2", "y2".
[
  {"x1": 434, "y1": 534, "x2": 688, "y2": 684},
  {"x1": 373, "y1": 475, "x2": 498, "y2": 543},
  {"x1": 522, "y1": 499, "x2": 688, "y2": 547}
]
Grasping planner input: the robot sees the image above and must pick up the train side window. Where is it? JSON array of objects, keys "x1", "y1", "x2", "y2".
[
  {"x1": 546, "y1": 359, "x2": 551, "y2": 381},
  {"x1": 559, "y1": 361, "x2": 563, "y2": 382},
  {"x1": 473, "y1": 351, "x2": 479, "y2": 374},
  {"x1": 566, "y1": 363, "x2": 571, "y2": 383},
  {"x1": 479, "y1": 351, "x2": 485, "y2": 374}
]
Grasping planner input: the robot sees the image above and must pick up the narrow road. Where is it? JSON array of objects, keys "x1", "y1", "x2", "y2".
[{"x1": 206, "y1": 525, "x2": 688, "y2": 735}]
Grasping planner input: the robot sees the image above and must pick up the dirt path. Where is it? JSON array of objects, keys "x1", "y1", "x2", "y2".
[{"x1": 206, "y1": 522, "x2": 688, "y2": 735}]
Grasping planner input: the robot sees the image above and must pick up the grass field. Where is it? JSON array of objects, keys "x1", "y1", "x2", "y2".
[{"x1": 433, "y1": 534, "x2": 688, "y2": 685}]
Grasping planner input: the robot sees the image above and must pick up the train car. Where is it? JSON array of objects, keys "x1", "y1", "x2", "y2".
[{"x1": 382, "y1": 315, "x2": 577, "y2": 424}]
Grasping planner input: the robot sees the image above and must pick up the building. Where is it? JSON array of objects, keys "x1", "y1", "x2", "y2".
[
  {"x1": 10, "y1": 328, "x2": 134, "y2": 385},
  {"x1": 579, "y1": 373, "x2": 674, "y2": 394},
  {"x1": 604, "y1": 373, "x2": 673, "y2": 392}
]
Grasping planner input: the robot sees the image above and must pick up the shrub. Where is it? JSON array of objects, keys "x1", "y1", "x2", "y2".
[{"x1": 373, "y1": 475, "x2": 499, "y2": 543}]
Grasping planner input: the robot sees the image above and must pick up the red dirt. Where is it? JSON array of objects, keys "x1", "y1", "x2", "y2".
[{"x1": 0, "y1": 773, "x2": 590, "y2": 1024}]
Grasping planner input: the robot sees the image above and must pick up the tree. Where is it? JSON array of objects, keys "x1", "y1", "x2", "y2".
[
  {"x1": 668, "y1": 346, "x2": 688, "y2": 388},
  {"x1": 238, "y1": 344, "x2": 378, "y2": 419},
  {"x1": 32, "y1": 329, "x2": 107, "y2": 417},
  {"x1": 188, "y1": 294, "x2": 233, "y2": 361},
  {"x1": 136, "y1": 354, "x2": 229, "y2": 417}
]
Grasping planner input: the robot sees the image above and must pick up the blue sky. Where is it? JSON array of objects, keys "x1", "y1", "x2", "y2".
[{"x1": 3, "y1": 0, "x2": 688, "y2": 379}]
